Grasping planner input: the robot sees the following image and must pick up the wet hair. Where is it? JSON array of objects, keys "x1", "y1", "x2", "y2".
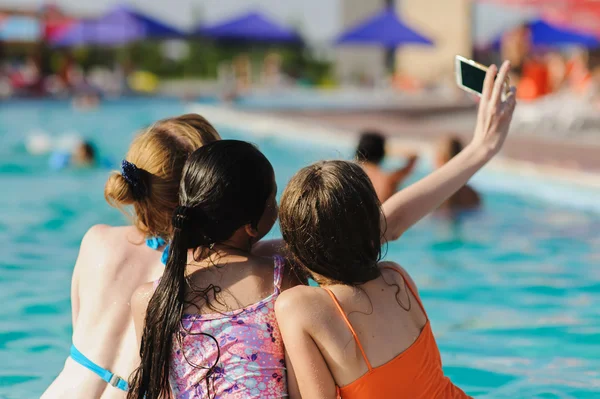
[
  {"x1": 448, "y1": 137, "x2": 463, "y2": 159},
  {"x1": 439, "y1": 136, "x2": 464, "y2": 163},
  {"x1": 104, "y1": 114, "x2": 220, "y2": 240},
  {"x1": 279, "y1": 160, "x2": 383, "y2": 285},
  {"x1": 127, "y1": 140, "x2": 275, "y2": 399},
  {"x1": 81, "y1": 141, "x2": 96, "y2": 162},
  {"x1": 355, "y1": 131, "x2": 386, "y2": 164}
]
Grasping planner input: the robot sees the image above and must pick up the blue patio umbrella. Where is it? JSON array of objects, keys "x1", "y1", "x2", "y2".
[
  {"x1": 336, "y1": 7, "x2": 433, "y2": 48},
  {"x1": 52, "y1": 5, "x2": 183, "y2": 47},
  {"x1": 491, "y1": 19, "x2": 599, "y2": 49},
  {"x1": 193, "y1": 11, "x2": 301, "y2": 43}
]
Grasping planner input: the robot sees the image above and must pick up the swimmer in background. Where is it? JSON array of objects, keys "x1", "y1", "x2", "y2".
[
  {"x1": 356, "y1": 131, "x2": 418, "y2": 202},
  {"x1": 49, "y1": 140, "x2": 107, "y2": 170},
  {"x1": 72, "y1": 92, "x2": 100, "y2": 110},
  {"x1": 71, "y1": 141, "x2": 96, "y2": 167},
  {"x1": 436, "y1": 136, "x2": 481, "y2": 211}
]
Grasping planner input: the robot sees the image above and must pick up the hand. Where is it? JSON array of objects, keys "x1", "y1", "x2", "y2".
[{"x1": 471, "y1": 60, "x2": 517, "y2": 160}]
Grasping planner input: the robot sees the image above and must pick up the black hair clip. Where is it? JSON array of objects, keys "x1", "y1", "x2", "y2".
[
  {"x1": 172, "y1": 205, "x2": 210, "y2": 230},
  {"x1": 172, "y1": 205, "x2": 191, "y2": 229},
  {"x1": 121, "y1": 160, "x2": 148, "y2": 200}
]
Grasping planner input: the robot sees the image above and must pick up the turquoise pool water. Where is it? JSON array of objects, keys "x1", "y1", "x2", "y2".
[{"x1": 1, "y1": 99, "x2": 599, "y2": 398}]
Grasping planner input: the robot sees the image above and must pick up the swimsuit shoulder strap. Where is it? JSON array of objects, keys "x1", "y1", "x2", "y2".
[
  {"x1": 323, "y1": 287, "x2": 373, "y2": 371},
  {"x1": 273, "y1": 255, "x2": 284, "y2": 294}
]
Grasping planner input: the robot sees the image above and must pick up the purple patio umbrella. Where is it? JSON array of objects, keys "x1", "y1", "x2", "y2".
[
  {"x1": 336, "y1": 7, "x2": 433, "y2": 48},
  {"x1": 193, "y1": 11, "x2": 301, "y2": 43},
  {"x1": 52, "y1": 5, "x2": 182, "y2": 47}
]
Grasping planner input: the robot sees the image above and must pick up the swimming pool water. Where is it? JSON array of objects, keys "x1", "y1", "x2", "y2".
[{"x1": 1, "y1": 99, "x2": 599, "y2": 398}]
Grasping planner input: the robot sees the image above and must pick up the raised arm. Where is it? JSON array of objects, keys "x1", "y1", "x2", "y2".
[
  {"x1": 382, "y1": 61, "x2": 517, "y2": 241},
  {"x1": 390, "y1": 153, "x2": 418, "y2": 186}
]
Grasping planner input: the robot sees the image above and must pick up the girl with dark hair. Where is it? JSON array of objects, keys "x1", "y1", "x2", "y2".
[
  {"x1": 129, "y1": 140, "x2": 289, "y2": 399},
  {"x1": 275, "y1": 62, "x2": 517, "y2": 398}
]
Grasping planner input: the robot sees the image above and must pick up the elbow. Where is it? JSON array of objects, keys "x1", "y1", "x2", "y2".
[
  {"x1": 383, "y1": 228, "x2": 403, "y2": 243},
  {"x1": 382, "y1": 217, "x2": 406, "y2": 243}
]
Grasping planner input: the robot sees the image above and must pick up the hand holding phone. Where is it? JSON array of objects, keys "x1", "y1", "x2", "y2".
[
  {"x1": 471, "y1": 61, "x2": 517, "y2": 159},
  {"x1": 455, "y1": 55, "x2": 509, "y2": 97}
]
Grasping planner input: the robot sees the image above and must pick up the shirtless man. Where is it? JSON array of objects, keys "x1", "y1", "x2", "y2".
[{"x1": 356, "y1": 131, "x2": 418, "y2": 202}]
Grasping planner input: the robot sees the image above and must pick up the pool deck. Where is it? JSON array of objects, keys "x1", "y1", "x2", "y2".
[
  {"x1": 265, "y1": 108, "x2": 600, "y2": 174},
  {"x1": 188, "y1": 103, "x2": 600, "y2": 189}
]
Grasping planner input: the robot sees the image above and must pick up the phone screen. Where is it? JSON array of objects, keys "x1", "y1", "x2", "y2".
[{"x1": 460, "y1": 61, "x2": 487, "y2": 94}]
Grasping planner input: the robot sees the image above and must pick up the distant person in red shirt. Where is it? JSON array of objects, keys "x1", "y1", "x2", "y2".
[
  {"x1": 356, "y1": 131, "x2": 418, "y2": 202},
  {"x1": 518, "y1": 55, "x2": 550, "y2": 100},
  {"x1": 566, "y1": 49, "x2": 592, "y2": 95}
]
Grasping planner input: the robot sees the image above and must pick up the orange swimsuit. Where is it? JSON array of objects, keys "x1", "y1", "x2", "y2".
[{"x1": 324, "y1": 267, "x2": 472, "y2": 399}]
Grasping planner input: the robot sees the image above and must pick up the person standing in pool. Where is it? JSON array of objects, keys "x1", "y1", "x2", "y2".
[
  {"x1": 275, "y1": 62, "x2": 516, "y2": 399},
  {"x1": 49, "y1": 140, "x2": 104, "y2": 170},
  {"x1": 71, "y1": 141, "x2": 97, "y2": 167},
  {"x1": 356, "y1": 131, "x2": 418, "y2": 202},
  {"x1": 436, "y1": 136, "x2": 481, "y2": 211},
  {"x1": 41, "y1": 114, "x2": 221, "y2": 399}
]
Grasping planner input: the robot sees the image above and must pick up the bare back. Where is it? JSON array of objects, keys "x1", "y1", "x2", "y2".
[
  {"x1": 362, "y1": 164, "x2": 409, "y2": 203},
  {"x1": 307, "y1": 264, "x2": 427, "y2": 386},
  {"x1": 42, "y1": 225, "x2": 165, "y2": 399}
]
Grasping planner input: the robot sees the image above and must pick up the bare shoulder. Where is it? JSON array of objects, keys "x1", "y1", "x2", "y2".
[
  {"x1": 131, "y1": 281, "x2": 155, "y2": 315},
  {"x1": 80, "y1": 223, "x2": 112, "y2": 246},
  {"x1": 252, "y1": 239, "x2": 284, "y2": 258},
  {"x1": 78, "y1": 224, "x2": 144, "y2": 267},
  {"x1": 75, "y1": 224, "x2": 113, "y2": 266},
  {"x1": 275, "y1": 285, "x2": 328, "y2": 324},
  {"x1": 80, "y1": 224, "x2": 139, "y2": 252},
  {"x1": 75, "y1": 224, "x2": 144, "y2": 288},
  {"x1": 379, "y1": 261, "x2": 421, "y2": 299}
]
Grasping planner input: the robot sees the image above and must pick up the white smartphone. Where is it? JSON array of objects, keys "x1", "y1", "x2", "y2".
[{"x1": 455, "y1": 55, "x2": 489, "y2": 97}]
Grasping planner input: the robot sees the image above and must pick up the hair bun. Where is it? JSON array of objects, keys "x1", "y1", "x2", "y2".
[{"x1": 105, "y1": 172, "x2": 136, "y2": 205}]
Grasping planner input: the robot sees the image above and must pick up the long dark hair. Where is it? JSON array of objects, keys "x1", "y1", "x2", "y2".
[
  {"x1": 127, "y1": 140, "x2": 275, "y2": 399},
  {"x1": 279, "y1": 160, "x2": 383, "y2": 285}
]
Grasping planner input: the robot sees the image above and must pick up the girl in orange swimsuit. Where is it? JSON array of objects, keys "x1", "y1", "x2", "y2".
[{"x1": 276, "y1": 161, "x2": 474, "y2": 399}]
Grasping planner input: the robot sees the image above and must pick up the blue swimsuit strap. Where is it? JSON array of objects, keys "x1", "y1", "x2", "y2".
[
  {"x1": 146, "y1": 237, "x2": 169, "y2": 265},
  {"x1": 70, "y1": 345, "x2": 128, "y2": 391}
]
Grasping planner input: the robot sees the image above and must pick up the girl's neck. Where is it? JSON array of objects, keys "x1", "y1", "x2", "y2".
[{"x1": 188, "y1": 242, "x2": 252, "y2": 269}]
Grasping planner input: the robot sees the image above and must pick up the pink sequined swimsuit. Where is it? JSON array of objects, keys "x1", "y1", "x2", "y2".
[{"x1": 168, "y1": 256, "x2": 288, "y2": 398}]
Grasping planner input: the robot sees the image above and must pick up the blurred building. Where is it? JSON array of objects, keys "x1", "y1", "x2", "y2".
[
  {"x1": 335, "y1": 0, "x2": 389, "y2": 85},
  {"x1": 396, "y1": 0, "x2": 472, "y2": 84},
  {"x1": 336, "y1": 0, "x2": 472, "y2": 85}
]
